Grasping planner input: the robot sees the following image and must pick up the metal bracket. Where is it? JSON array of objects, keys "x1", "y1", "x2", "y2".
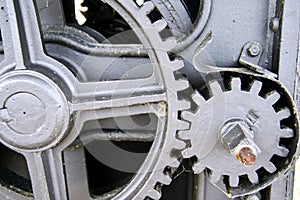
[{"x1": 239, "y1": 41, "x2": 277, "y2": 79}]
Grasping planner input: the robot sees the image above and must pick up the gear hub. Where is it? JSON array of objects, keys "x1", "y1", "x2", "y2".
[
  {"x1": 179, "y1": 74, "x2": 299, "y2": 197},
  {"x1": 0, "y1": 70, "x2": 69, "y2": 151}
]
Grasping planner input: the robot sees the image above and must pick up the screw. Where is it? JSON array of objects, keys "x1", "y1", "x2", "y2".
[
  {"x1": 221, "y1": 120, "x2": 261, "y2": 166},
  {"x1": 248, "y1": 44, "x2": 261, "y2": 57},
  {"x1": 236, "y1": 146, "x2": 257, "y2": 166}
]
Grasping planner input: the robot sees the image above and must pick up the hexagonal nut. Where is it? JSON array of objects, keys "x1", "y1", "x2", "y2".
[
  {"x1": 221, "y1": 122, "x2": 248, "y2": 150},
  {"x1": 247, "y1": 44, "x2": 261, "y2": 57}
]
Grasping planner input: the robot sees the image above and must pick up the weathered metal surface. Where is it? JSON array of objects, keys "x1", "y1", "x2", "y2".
[{"x1": 0, "y1": 0, "x2": 298, "y2": 199}]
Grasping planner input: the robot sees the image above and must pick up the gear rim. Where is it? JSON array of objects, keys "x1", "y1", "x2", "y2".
[
  {"x1": 179, "y1": 72, "x2": 299, "y2": 197},
  {"x1": 0, "y1": 0, "x2": 190, "y2": 199}
]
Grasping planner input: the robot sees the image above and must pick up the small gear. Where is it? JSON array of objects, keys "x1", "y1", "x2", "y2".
[{"x1": 179, "y1": 74, "x2": 298, "y2": 194}]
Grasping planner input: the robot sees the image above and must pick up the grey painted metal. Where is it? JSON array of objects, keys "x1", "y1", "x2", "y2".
[
  {"x1": 0, "y1": 71, "x2": 69, "y2": 151},
  {"x1": 270, "y1": 0, "x2": 300, "y2": 199},
  {"x1": 178, "y1": 0, "x2": 273, "y2": 69},
  {"x1": 43, "y1": 25, "x2": 148, "y2": 57},
  {"x1": 277, "y1": 0, "x2": 300, "y2": 95},
  {"x1": 151, "y1": 0, "x2": 192, "y2": 38},
  {"x1": 0, "y1": 0, "x2": 298, "y2": 199},
  {"x1": 239, "y1": 41, "x2": 277, "y2": 78},
  {"x1": 63, "y1": 147, "x2": 90, "y2": 200},
  {"x1": 220, "y1": 120, "x2": 261, "y2": 166},
  {"x1": 179, "y1": 75, "x2": 298, "y2": 197},
  {"x1": 0, "y1": 0, "x2": 190, "y2": 199},
  {"x1": 36, "y1": 0, "x2": 65, "y2": 25}
]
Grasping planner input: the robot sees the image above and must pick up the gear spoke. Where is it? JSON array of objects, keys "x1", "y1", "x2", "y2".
[
  {"x1": 71, "y1": 76, "x2": 163, "y2": 102},
  {"x1": 74, "y1": 102, "x2": 166, "y2": 124},
  {"x1": 80, "y1": 130, "x2": 156, "y2": 142},
  {"x1": 0, "y1": 0, "x2": 45, "y2": 70},
  {"x1": 0, "y1": 0, "x2": 90, "y2": 94},
  {"x1": 70, "y1": 92, "x2": 166, "y2": 116},
  {"x1": 0, "y1": 0, "x2": 26, "y2": 70},
  {"x1": 56, "y1": 102, "x2": 166, "y2": 152},
  {"x1": 23, "y1": 150, "x2": 67, "y2": 200},
  {"x1": 63, "y1": 147, "x2": 90, "y2": 200}
]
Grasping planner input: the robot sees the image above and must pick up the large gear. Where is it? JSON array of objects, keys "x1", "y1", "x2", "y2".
[
  {"x1": 179, "y1": 74, "x2": 299, "y2": 196},
  {"x1": 0, "y1": 0, "x2": 190, "y2": 199},
  {"x1": 104, "y1": 1, "x2": 191, "y2": 199}
]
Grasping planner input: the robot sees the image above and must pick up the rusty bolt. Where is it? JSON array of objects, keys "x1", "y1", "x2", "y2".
[
  {"x1": 248, "y1": 44, "x2": 261, "y2": 57},
  {"x1": 221, "y1": 120, "x2": 261, "y2": 166},
  {"x1": 236, "y1": 146, "x2": 257, "y2": 166}
]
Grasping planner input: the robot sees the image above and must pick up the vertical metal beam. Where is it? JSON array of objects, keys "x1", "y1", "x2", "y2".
[
  {"x1": 272, "y1": 0, "x2": 300, "y2": 199},
  {"x1": 277, "y1": 0, "x2": 300, "y2": 95}
]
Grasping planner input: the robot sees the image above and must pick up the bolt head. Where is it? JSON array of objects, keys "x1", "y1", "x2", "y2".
[
  {"x1": 248, "y1": 45, "x2": 261, "y2": 57},
  {"x1": 236, "y1": 146, "x2": 257, "y2": 166}
]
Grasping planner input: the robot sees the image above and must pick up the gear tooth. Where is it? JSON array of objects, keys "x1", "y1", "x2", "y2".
[
  {"x1": 182, "y1": 148, "x2": 195, "y2": 158},
  {"x1": 148, "y1": 188, "x2": 161, "y2": 200},
  {"x1": 173, "y1": 139, "x2": 186, "y2": 150},
  {"x1": 277, "y1": 108, "x2": 291, "y2": 120},
  {"x1": 209, "y1": 171, "x2": 222, "y2": 184},
  {"x1": 208, "y1": 81, "x2": 223, "y2": 96},
  {"x1": 264, "y1": 162, "x2": 277, "y2": 173},
  {"x1": 181, "y1": 111, "x2": 196, "y2": 121},
  {"x1": 152, "y1": 19, "x2": 168, "y2": 31},
  {"x1": 275, "y1": 146, "x2": 290, "y2": 157},
  {"x1": 177, "y1": 130, "x2": 191, "y2": 140},
  {"x1": 162, "y1": 37, "x2": 177, "y2": 49},
  {"x1": 178, "y1": 100, "x2": 191, "y2": 110},
  {"x1": 192, "y1": 92, "x2": 206, "y2": 105},
  {"x1": 170, "y1": 59, "x2": 185, "y2": 71},
  {"x1": 229, "y1": 175, "x2": 239, "y2": 187},
  {"x1": 250, "y1": 80, "x2": 263, "y2": 95},
  {"x1": 168, "y1": 159, "x2": 180, "y2": 168},
  {"x1": 159, "y1": 173, "x2": 172, "y2": 185},
  {"x1": 178, "y1": 120, "x2": 190, "y2": 130},
  {"x1": 192, "y1": 162, "x2": 206, "y2": 173},
  {"x1": 140, "y1": 1, "x2": 155, "y2": 14},
  {"x1": 266, "y1": 91, "x2": 281, "y2": 105},
  {"x1": 174, "y1": 80, "x2": 189, "y2": 91},
  {"x1": 279, "y1": 128, "x2": 294, "y2": 138},
  {"x1": 231, "y1": 77, "x2": 242, "y2": 92},
  {"x1": 248, "y1": 172, "x2": 259, "y2": 184}
]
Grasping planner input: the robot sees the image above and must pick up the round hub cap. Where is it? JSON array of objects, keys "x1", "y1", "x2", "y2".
[{"x1": 0, "y1": 71, "x2": 69, "y2": 151}]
